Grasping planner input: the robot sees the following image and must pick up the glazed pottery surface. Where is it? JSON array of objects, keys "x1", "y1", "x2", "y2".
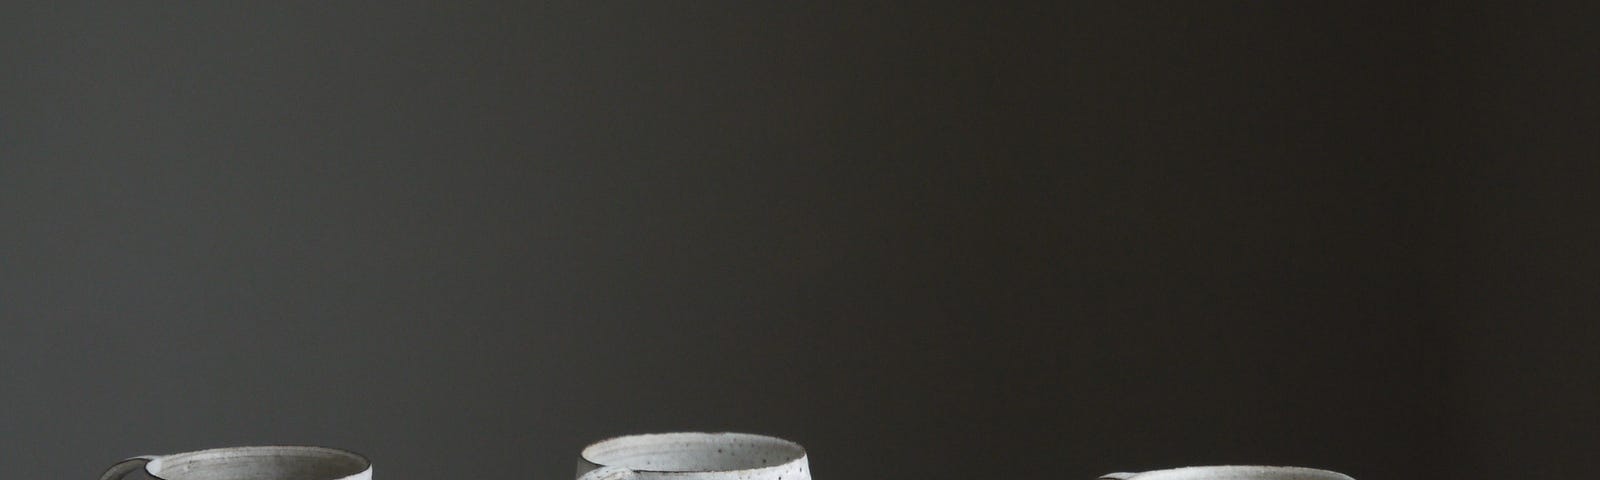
[
  {"x1": 577, "y1": 432, "x2": 809, "y2": 480},
  {"x1": 1101, "y1": 466, "x2": 1354, "y2": 480},
  {"x1": 100, "y1": 446, "x2": 370, "y2": 480}
]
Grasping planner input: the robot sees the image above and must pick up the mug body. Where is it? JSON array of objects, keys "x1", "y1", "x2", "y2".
[
  {"x1": 1106, "y1": 466, "x2": 1352, "y2": 480},
  {"x1": 109, "y1": 446, "x2": 371, "y2": 480},
  {"x1": 578, "y1": 432, "x2": 809, "y2": 480}
]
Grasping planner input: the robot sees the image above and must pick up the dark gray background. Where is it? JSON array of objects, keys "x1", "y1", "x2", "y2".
[{"x1": 2, "y1": 2, "x2": 1595, "y2": 480}]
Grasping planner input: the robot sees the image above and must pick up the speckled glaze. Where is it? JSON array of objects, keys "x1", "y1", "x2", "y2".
[
  {"x1": 1100, "y1": 466, "x2": 1353, "y2": 480},
  {"x1": 99, "y1": 446, "x2": 371, "y2": 480},
  {"x1": 577, "y1": 432, "x2": 809, "y2": 480}
]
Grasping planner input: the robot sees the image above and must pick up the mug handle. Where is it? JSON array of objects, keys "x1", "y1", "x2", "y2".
[
  {"x1": 100, "y1": 457, "x2": 157, "y2": 480},
  {"x1": 578, "y1": 466, "x2": 638, "y2": 480},
  {"x1": 1100, "y1": 473, "x2": 1139, "y2": 480}
]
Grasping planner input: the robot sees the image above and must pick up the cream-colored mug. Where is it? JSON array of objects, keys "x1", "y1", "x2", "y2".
[
  {"x1": 1101, "y1": 466, "x2": 1353, "y2": 480},
  {"x1": 99, "y1": 446, "x2": 371, "y2": 480},
  {"x1": 577, "y1": 432, "x2": 809, "y2": 480}
]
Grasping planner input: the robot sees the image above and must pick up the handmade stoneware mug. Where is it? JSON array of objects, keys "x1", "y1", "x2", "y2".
[
  {"x1": 99, "y1": 446, "x2": 371, "y2": 480},
  {"x1": 577, "y1": 432, "x2": 809, "y2": 480},
  {"x1": 1100, "y1": 466, "x2": 1353, "y2": 480}
]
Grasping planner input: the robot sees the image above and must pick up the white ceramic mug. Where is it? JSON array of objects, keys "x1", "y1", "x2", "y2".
[
  {"x1": 577, "y1": 432, "x2": 809, "y2": 480},
  {"x1": 1101, "y1": 466, "x2": 1353, "y2": 480},
  {"x1": 100, "y1": 446, "x2": 371, "y2": 480}
]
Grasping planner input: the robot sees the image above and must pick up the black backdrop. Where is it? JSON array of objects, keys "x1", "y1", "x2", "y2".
[{"x1": 2, "y1": 3, "x2": 1595, "y2": 480}]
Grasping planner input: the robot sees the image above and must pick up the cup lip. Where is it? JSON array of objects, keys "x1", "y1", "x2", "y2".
[
  {"x1": 1119, "y1": 466, "x2": 1353, "y2": 480},
  {"x1": 580, "y1": 432, "x2": 807, "y2": 475},
  {"x1": 144, "y1": 446, "x2": 372, "y2": 480}
]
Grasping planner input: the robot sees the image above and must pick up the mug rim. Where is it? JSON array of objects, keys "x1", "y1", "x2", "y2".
[
  {"x1": 580, "y1": 432, "x2": 807, "y2": 475},
  {"x1": 144, "y1": 445, "x2": 372, "y2": 480},
  {"x1": 1118, "y1": 466, "x2": 1352, "y2": 480}
]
